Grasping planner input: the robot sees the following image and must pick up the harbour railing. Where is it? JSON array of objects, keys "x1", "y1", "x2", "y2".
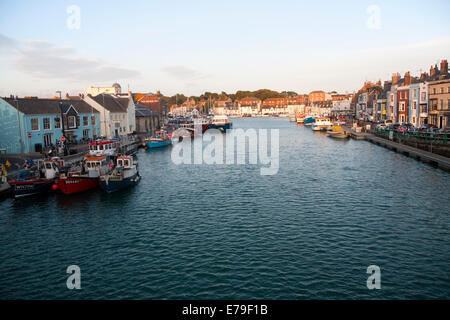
[{"x1": 375, "y1": 129, "x2": 448, "y2": 145}]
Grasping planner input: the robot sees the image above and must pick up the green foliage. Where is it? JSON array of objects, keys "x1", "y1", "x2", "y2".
[{"x1": 160, "y1": 89, "x2": 298, "y2": 105}]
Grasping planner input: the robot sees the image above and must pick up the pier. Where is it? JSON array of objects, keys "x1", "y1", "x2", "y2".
[{"x1": 346, "y1": 128, "x2": 450, "y2": 171}]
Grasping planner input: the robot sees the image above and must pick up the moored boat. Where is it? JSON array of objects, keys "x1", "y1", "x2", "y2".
[
  {"x1": 296, "y1": 113, "x2": 305, "y2": 124},
  {"x1": 304, "y1": 116, "x2": 316, "y2": 126},
  {"x1": 56, "y1": 155, "x2": 113, "y2": 195},
  {"x1": 89, "y1": 139, "x2": 120, "y2": 156},
  {"x1": 209, "y1": 115, "x2": 232, "y2": 131},
  {"x1": 100, "y1": 155, "x2": 140, "y2": 193},
  {"x1": 145, "y1": 130, "x2": 173, "y2": 149},
  {"x1": 327, "y1": 125, "x2": 350, "y2": 139},
  {"x1": 9, "y1": 157, "x2": 62, "y2": 198},
  {"x1": 312, "y1": 117, "x2": 332, "y2": 131}
]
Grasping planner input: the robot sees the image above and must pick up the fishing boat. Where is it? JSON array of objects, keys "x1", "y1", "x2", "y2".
[
  {"x1": 209, "y1": 115, "x2": 232, "y2": 131},
  {"x1": 312, "y1": 117, "x2": 332, "y2": 131},
  {"x1": 304, "y1": 116, "x2": 316, "y2": 126},
  {"x1": 296, "y1": 113, "x2": 305, "y2": 124},
  {"x1": 56, "y1": 155, "x2": 113, "y2": 195},
  {"x1": 89, "y1": 139, "x2": 120, "y2": 156},
  {"x1": 9, "y1": 157, "x2": 62, "y2": 198},
  {"x1": 99, "y1": 155, "x2": 140, "y2": 193},
  {"x1": 327, "y1": 125, "x2": 350, "y2": 139},
  {"x1": 145, "y1": 130, "x2": 172, "y2": 149}
]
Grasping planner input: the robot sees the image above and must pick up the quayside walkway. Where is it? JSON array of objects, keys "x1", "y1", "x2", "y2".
[{"x1": 343, "y1": 126, "x2": 450, "y2": 171}]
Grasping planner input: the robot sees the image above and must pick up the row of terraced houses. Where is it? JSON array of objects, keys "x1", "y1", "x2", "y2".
[
  {"x1": 0, "y1": 84, "x2": 164, "y2": 154},
  {"x1": 354, "y1": 59, "x2": 450, "y2": 129},
  {"x1": 171, "y1": 92, "x2": 353, "y2": 117}
]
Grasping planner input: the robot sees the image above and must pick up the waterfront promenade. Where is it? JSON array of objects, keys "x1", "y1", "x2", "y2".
[{"x1": 341, "y1": 125, "x2": 450, "y2": 171}]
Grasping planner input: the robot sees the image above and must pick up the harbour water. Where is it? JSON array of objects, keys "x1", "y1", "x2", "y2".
[{"x1": 0, "y1": 118, "x2": 449, "y2": 299}]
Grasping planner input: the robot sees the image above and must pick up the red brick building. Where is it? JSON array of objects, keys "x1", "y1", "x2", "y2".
[
  {"x1": 308, "y1": 91, "x2": 326, "y2": 103},
  {"x1": 396, "y1": 72, "x2": 412, "y2": 123}
]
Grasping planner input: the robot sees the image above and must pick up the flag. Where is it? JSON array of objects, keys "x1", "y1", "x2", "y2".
[
  {"x1": 1, "y1": 164, "x2": 5, "y2": 176},
  {"x1": 5, "y1": 160, "x2": 11, "y2": 167}
]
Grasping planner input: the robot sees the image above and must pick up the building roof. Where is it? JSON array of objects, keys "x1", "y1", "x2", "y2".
[
  {"x1": 91, "y1": 94, "x2": 128, "y2": 113},
  {"x1": 135, "y1": 104, "x2": 159, "y2": 117},
  {"x1": 3, "y1": 97, "x2": 99, "y2": 115}
]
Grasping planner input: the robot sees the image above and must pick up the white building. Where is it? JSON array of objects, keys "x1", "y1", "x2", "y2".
[
  {"x1": 83, "y1": 93, "x2": 135, "y2": 139},
  {"x1": 86, "y1": 83, "x2": 122, "y2": 97},
  {"x1": 331, "y1": 99, "x2": 351, "y2": 114}
]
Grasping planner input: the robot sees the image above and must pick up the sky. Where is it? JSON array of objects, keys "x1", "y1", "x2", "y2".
[{"x1": 0, "y1": 0, "x2": 449, "y2": 97}]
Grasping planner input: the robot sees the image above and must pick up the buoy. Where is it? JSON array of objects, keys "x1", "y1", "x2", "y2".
[{"x1": 52, "y1": 184, "x2": 59, "y2": 191}]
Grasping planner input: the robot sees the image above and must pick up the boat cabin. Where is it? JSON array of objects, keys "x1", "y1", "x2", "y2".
[
  {"x1": 84, "y1": 155, "x2": 112, "y2": 178},
  {"x1": 116, "y1": 156, "x2": 134, "y2": 169},
  {"x1": 89, "y1": 139, "x2": 120, "y2": 156},
  {"x1": 212, "y1": 115, "x2": 229, "y2": 125},
  {"x1": 37, "y1": 157, "x2": 63, "y2": 180}
]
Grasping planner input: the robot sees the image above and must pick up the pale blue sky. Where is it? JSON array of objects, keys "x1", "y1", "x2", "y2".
[{"x1": 1, "y1": 0, "x2": 449, "y2": 97}]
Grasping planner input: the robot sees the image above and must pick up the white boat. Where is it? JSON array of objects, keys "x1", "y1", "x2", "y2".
[
  {"x1": 311, "y1": 117, "x2": 332, "y2": 131},
  {"x1": 210, "y1": 115, "x2": 232, "y2": 130},
  {"x1": 89, "y1": 139, "x2": 120, "y2": 156}
]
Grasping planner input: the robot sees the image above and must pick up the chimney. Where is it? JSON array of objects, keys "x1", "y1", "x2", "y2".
[
  {"x1": 392, "y1": 72, "x2": 401, "y2": 84},
  {"x1": 66, "y1": 93, "x2": 70, "y2": 99},
  {"x1": 430, "y1": 65, "x2": 435, "y2": 77},
  {"x1": 440, "y1": 59, "x2": 448, "y2": 74},
  {"x1": 404, "y1": 72, "x2": 411, "y2": 86}
]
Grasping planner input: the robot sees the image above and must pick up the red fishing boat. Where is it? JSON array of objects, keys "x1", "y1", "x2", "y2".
[{"x1": 56, "y1": 155, "x2": 113, "y2": 195}]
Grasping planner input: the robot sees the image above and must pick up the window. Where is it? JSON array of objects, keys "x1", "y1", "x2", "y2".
[
  {"x1": 43, "y1": 118, "x2": 51, "y2": 130},
  {"x1": 441, "y1": 87, "x2": 444, "y2": 93},
  {"x1": 68, "y1": 116, "x2": 76, "y2": 128},
  {"x1": 412, "y1": 101, "x2": 417, "y2": 110},
  {"x1": 76, "y1": 116, "x2": 80, "y2": 127},
  {"x1": 83, "y1": 129, "x2": 90, "y2": 139},
  {"x1": 54, "y1": 117, "x2": 61, "y2": 129},
  {"x1": 91, "y1": 116, "x2": 96, "y2": 126},
  {"x1": 433, "y1": 88, "x2": 436, "y2": 94},
  {"x1": 413, "y1": 90, "x2": 416, "y2": 98},
  {"x1": 83, "y1": 116, "x2": 88, "y2": 126},
  {"x1": 31, "y1": 118, "x2": 39, "y2": 131}
]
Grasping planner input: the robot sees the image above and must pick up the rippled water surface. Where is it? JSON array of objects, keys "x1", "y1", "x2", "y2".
[{"x1": 1, "y1": 118, "x2": 449, "y2": 299}]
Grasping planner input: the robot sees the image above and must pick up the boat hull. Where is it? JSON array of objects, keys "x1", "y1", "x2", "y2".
[
  {"x1": 58, "y1": 177, "x2": 99, "y2": 195},
  {"x1": 99, "y1": 172, "x2": 140, "y2": 193},
  {"x1": 209, "y1": 123, "x2": 232, "y2": 131},
  {"x1": 146, "y1": 140, "x2": 172, "y2": 149},
  {"x1": 329, "y1": 133, "x2": 350, "y2": 139},
  {"x1": 10, "y1": 179, "x2": 53, "y2": 198}
]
